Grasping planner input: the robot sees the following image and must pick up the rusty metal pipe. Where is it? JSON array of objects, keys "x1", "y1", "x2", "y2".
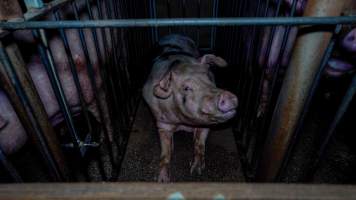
[{"x1": 256, "y1": 0, "x2": 353, "y2": 181}]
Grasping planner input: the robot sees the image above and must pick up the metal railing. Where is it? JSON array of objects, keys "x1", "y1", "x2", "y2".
[{"x1": 0, "y1": 0, "x2": 355, "y2": 183}]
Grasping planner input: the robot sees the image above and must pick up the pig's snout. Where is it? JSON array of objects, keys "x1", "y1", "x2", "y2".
[
  {"x1": 218, "y1": 91, "x2": 238, "y2": 113},
  {"x1": 342, "y1": 29, "x2": 356, "y2": 52}
]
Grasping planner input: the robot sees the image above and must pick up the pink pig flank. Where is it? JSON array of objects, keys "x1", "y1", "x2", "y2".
[
  {"x1": 0, "y1": 1, "x2": 113, "y2": 155},
  {"x1": 143, "y1": 35, "x2": 238, "y2": 182}
]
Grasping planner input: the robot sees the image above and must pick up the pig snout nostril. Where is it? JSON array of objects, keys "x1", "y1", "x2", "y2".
[
  {"x1": 218, "y1": 92, "x2": 238, "y2": 113},
  {"x1": 220, "y1": 99, "x2": 225, "y2": 106}
]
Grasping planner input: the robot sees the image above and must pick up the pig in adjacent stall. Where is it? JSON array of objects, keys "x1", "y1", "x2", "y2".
[
  {"x1": 143, "y1": 35, "x2": 238, "y2": 182},
  {"x1": 325, "y1": 57, "x2": 355, "y2": 77},
  {"x1": 256, "y1": 0, "x2": 355, "y2": 117},
  {"x1": 0, "y1": 0, "x2": 116, "y2": 180}
]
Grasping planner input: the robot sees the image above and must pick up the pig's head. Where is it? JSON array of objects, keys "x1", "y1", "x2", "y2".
[{"x1": 154, "y1": 54, "x2": 238, "y2": 125}]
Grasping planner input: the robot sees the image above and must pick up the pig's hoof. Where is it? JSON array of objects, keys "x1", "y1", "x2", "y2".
[
  {"x1": 157, "y1": 169, "x2": 170, "y2": 183},
  {"x1": 190, "y1": 159, "x2": 205, "y2": 175}
]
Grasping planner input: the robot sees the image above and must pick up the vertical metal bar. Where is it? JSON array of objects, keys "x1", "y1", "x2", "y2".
[
  {"x1": 310, "y1": 71, "x2": 356, "y2": 178},
  {"x1": 1, "y1": 0, "x2": 68, "y2": 181},
  {"x1": 182, "y1": 0, "x2": 186, "y2": 34},
  {"x1": 252, "y1": 0, "x2": 298, "y2": 164},
  {"x1": 166, "y1": 0, "x2": 172, "y2": 33},
  {"x1": 71, "y1": 1, "x2": 117, "y2": 167},
  {"x1": 249, "y1": 0, "x2": 274, "y2": 169},
  {"x1": 53, "y1": 11, "x2": 93, "y2": 139},
  {"x1": 149, "y1": 0, "x2": 158, "y2": 43},
  {"x1": 93, "y1": 0, "x2": 124, "y2": 125},
  {"x1": 240, "y1": 0, "x2": 263, "y2": 151},
  {"x1": 228, "y1": 0, "x2": 241, "y2": 64},
  {"x1": 210, "y1": 0, "x2": 218, "y2": 49},
  {"x1": 248, "y1": 0, "x2": 285, "y2": 172},
  {"x1": 86, "y1": 0, "x2": 124, "y2": 146},
  {"x1": 279, "y1": 25, "x2": 343, "y2": 180},
  {"x1": 256, "y1": 0, "x2": 353, "y2": 181},
  {"x1": 0, "y1": 42, "x2": 67, "y2": 181},
  {"x1": 32, "y1": 29, "x2": 81, "y2": 153},
  {"x1": 102, "y1": 0, "x2": 131, "y2": 121}
]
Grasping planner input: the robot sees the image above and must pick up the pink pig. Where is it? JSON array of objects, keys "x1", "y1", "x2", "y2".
[{"x1": 143, "y1": 35, "x2": 238, "y2": 182}]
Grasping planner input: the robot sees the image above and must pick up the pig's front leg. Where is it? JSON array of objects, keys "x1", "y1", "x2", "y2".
[
  {"x1": 157, "y1": 123, "x2": 175, "y2": 182},
  {"x1": 190, "y1": 128, "x2": 209, "y2": 175}
]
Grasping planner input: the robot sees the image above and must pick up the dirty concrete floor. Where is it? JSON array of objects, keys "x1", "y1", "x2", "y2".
[{"x1": 118, "y1": 102, "x2": 245, "y2": 182}]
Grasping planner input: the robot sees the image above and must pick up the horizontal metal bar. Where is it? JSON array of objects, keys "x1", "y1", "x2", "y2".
[{"x1": 1, "y1": 16, "x2": 356, "y2": 29}]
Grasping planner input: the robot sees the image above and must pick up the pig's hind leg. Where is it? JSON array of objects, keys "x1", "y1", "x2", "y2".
[{"x1": 190, "y1": 128, "x2": 209, "y2": 175}]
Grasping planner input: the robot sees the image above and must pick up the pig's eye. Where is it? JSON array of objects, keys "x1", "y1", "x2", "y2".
[{"x1": 183, "y1": 86, "x2": 193, "y2": 92}]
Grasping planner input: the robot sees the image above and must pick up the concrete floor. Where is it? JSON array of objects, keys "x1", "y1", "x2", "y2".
[{"x1": 118, "y1": 102, "x2": 245, "y2": 182}]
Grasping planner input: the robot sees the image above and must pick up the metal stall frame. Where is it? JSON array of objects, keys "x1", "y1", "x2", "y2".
[
  {"x1": 0, "y1": 0, "x2": 141, "y2": 182},
  {"x1": 0, "y1": 0, "x2": 355, "y2": 183}
]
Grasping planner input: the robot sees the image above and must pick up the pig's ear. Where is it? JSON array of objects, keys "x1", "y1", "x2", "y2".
[
  {"x1": 153, "y1": 71, "x2": 173, "y2": 99},
  {"x1": 200, "y1": 54, "x2": 228, "y2": 67}
]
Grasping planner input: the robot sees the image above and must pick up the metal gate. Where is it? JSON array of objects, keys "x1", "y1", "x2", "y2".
[{"x1": 0, "y1": 0, "x2": 355, "y2": 183}]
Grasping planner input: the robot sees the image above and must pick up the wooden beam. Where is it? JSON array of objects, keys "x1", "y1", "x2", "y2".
[{"x1": 0, "y1": 183, "x2": 356, "y2": 200}]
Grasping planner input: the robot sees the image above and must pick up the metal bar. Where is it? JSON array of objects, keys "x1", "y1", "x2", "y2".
[
  {"x1": 240, "y1": 0, "x2": 264, "y2": 149},
  {"x1": 249, "y1": 0, "x2": 274, "y2": 169},
  {"x1": 32, "y1": 29, "x2": 82, "y2": 152},
  {"x1": 71, "y1": 0, "x2": 117, "y2": 172},
  {"x1": 1, "y1": 0, "x2": 69, "y2": 181},
  {"x1": 310, "y1": 72, "x2": 356, "y2": 178},
  {"x1": 0, "y1": 42, "x2": 67, "y2": 181},
  {"x1": 101, "y1": 0, "x2": 131, "y2": 125},
  {"x1": 166, "y1": 0, "x2": 172, "y2": 33},
  {"x1": 149, "y1": 0, "x2": 158, "y2": 43},
  {"x1": 95, "y1": 0, "x2": 127, "y2": 126},
  {"x1": 86, "y1": 0, "x2": 120, "y2": 143},
  {"x1": 182, "y1": 0, "x2": 186, "y2": 34},
  {"x1": 0, "y1": 146, "x2": 22, "y2": 182},
  {"x1": 54, "y1": 11, "x2": 93, "y2": 140},
  {"x1": 210, "y1": 0, "x2": 218, "y2": 49},
  {"x1": 2, "y1": 16, "x2": 354, "y2": 29},
  {"x1": 256, "y1": 0, "x2": 354, "y2": 181},
  {"x1": 252, "y1": 0, "x2": 298, "y2": 173},
  {"x1": 278, "y1": 24, "x2": 343, "y2": 181}
]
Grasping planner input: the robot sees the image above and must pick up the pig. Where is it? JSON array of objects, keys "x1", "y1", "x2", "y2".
[
  {"x1": 143, "y1": 34, "x2": 238, "y2": 182},
  {"x1": 256, "y1": 0, "x2": 304, "y2": 117},
  {"x1": 341, "y1": 28, "x2": 356, "y2": 53},
  {"x1": 0, "y1": 1, "x2": 115, "y2": 165},
  {"x1": 325, "y1": 58, "x2": 355, "y2": 77},
  {"x1": 256, "y1": 0, "x2": 356, "y2": 117}
]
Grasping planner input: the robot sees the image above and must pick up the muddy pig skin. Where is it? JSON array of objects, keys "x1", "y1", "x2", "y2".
[
  {"x1": 0, "y1": 1, "x2": 114, "y2": 156},
  {"x1": 143, "y1": 35, "x2": 238, "y2": 182}
]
